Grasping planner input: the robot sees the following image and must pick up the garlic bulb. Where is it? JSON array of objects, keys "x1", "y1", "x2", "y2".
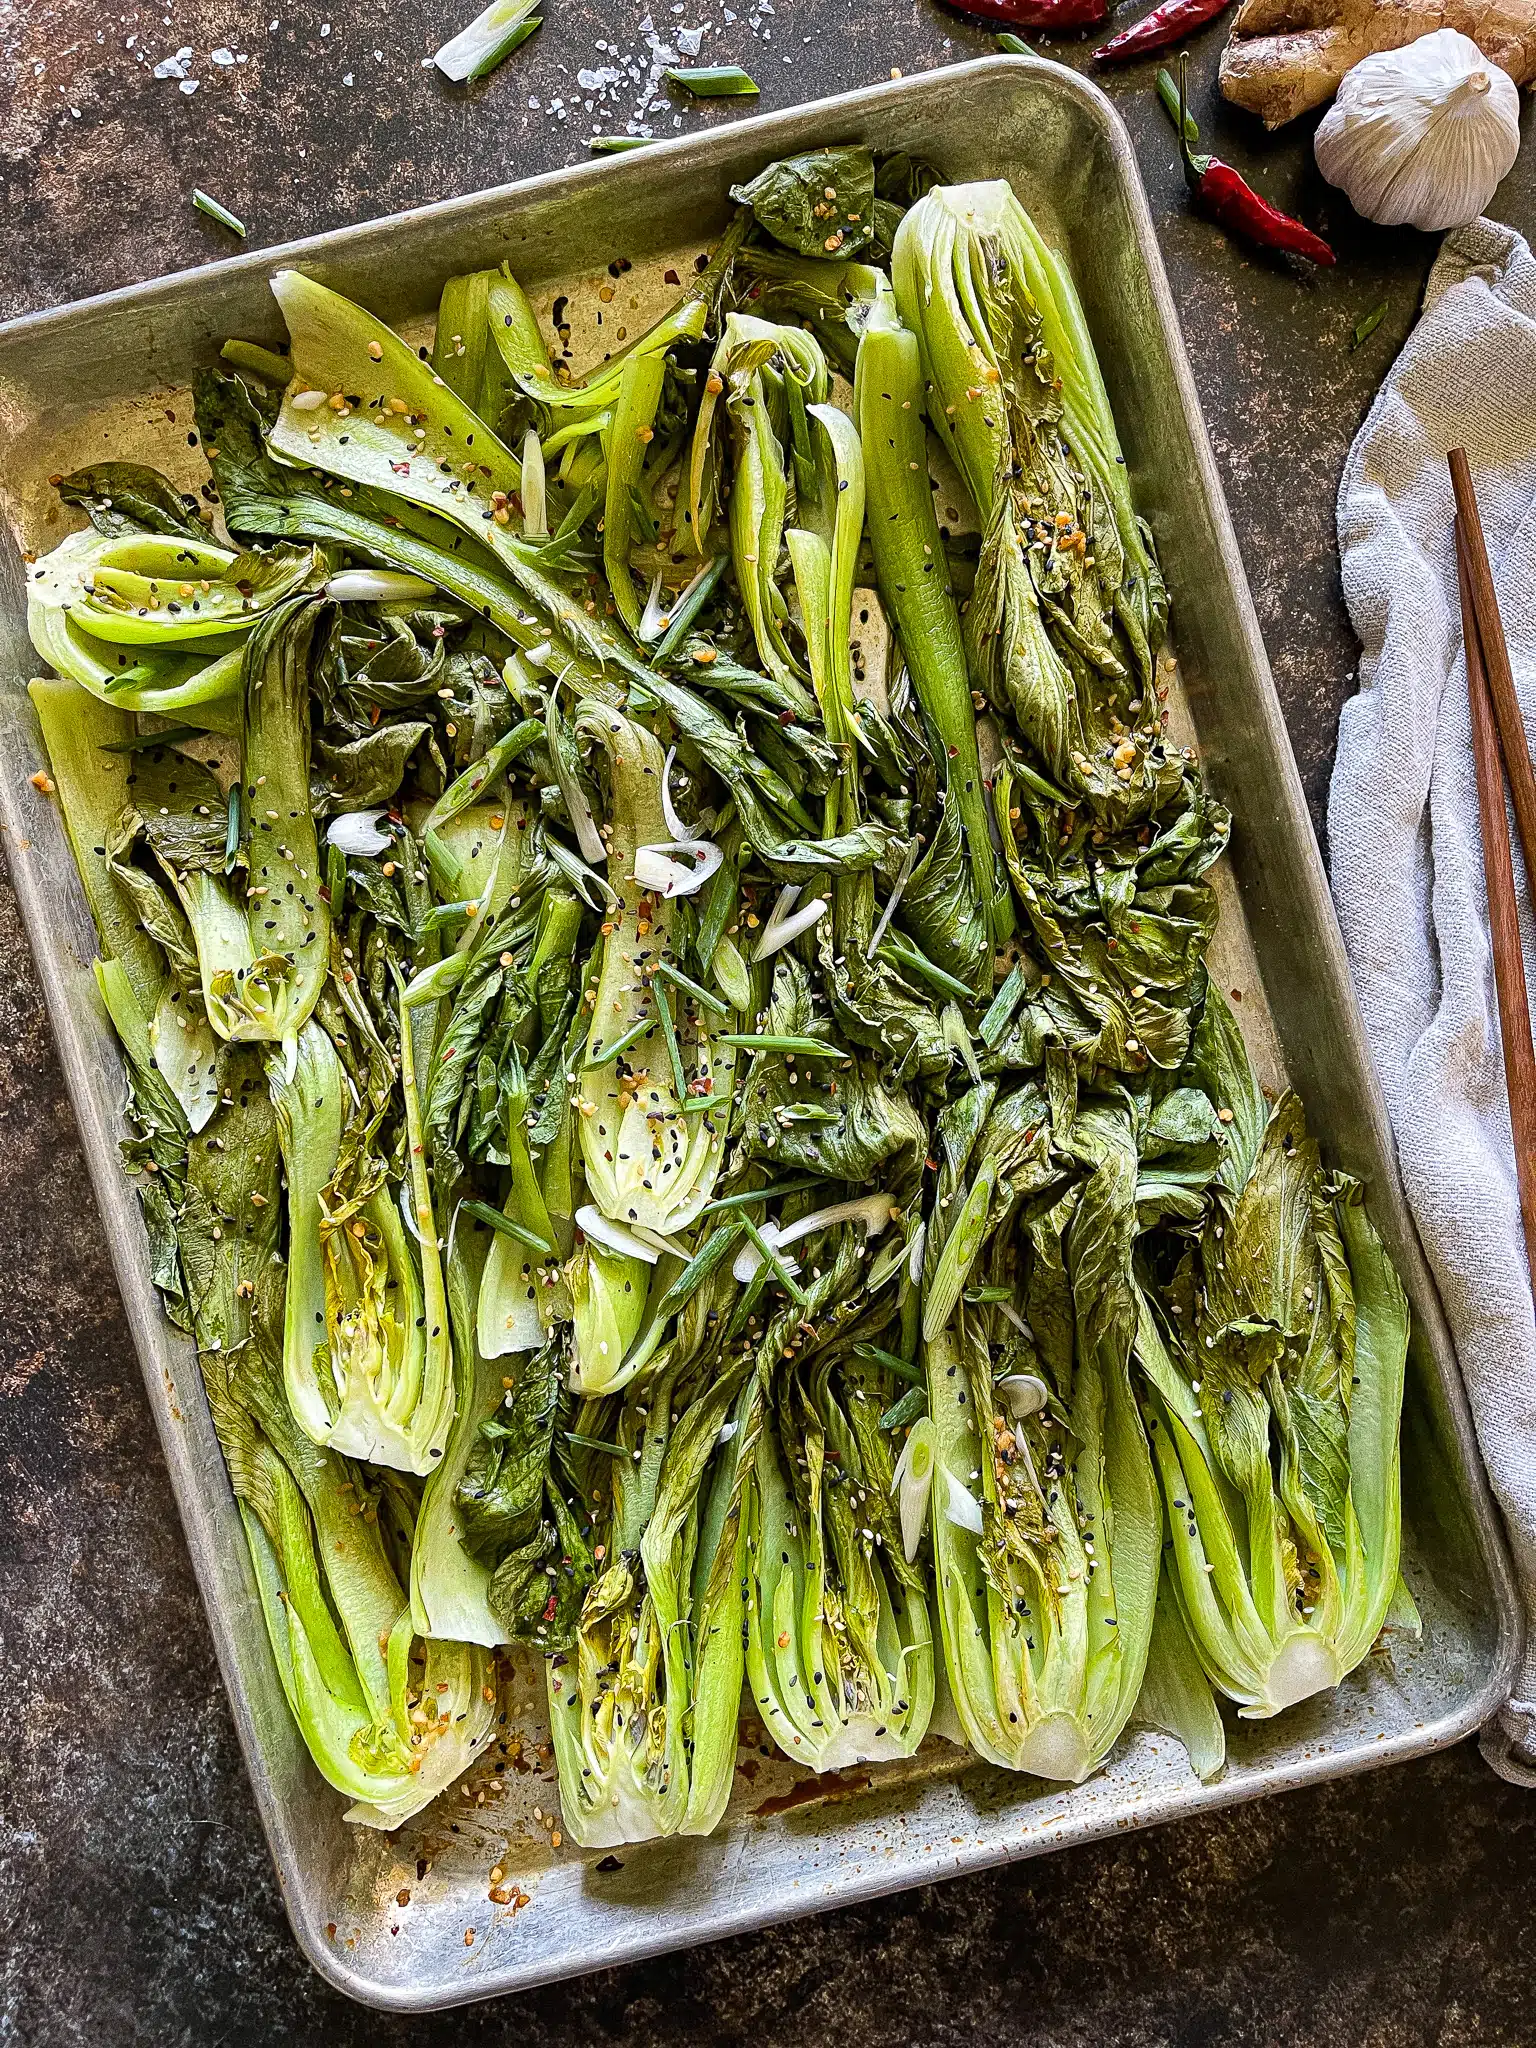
[{"x1": 1314, "y1": 30, "x2": 1521, "y2": 233}]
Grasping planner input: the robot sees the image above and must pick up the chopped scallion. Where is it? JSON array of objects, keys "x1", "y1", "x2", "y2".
[
  {"x1": 193, "y1": 189, "x2": 246, "y2": 237},
  {"x1": 667, "y1": 65, "x2": 759, "y2": 96}
]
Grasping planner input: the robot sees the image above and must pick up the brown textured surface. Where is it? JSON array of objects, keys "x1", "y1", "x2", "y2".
[
  {"x1": 1221, "y1": 0, "x2": 1536, "y2": 129},
  {"x1": 2, "y1": 3, "x2": 1535, "y2": 2041}
]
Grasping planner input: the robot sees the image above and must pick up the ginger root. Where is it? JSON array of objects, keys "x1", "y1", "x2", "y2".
[{"x1": 1220, "y1": 0, "x2": 1536, "y2": 126}]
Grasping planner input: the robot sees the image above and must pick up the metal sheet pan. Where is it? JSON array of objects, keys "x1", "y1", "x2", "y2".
[{"x1": 0, "y1": 54, "x2": 1519, "y2": 2015}]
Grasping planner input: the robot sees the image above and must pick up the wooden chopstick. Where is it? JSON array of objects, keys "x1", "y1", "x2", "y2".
[
  {"x1": 1454, "y1": 503, "x2": 1536, "y2": 1286},
  {"x1": 1450, "y1": 447, "x2": 1536, "y2": 890}
]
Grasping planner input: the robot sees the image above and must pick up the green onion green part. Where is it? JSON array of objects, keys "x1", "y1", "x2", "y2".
[{"x1": 193, "y1": 190, "x2": 246, "y2": 237}]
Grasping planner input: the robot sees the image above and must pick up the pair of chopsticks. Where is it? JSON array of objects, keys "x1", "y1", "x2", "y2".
[{"x1": 1450, "y1": 448, "x2": 1536, "y2": 1284}]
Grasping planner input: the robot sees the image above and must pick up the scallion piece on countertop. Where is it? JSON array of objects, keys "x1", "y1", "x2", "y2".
[
  {"x1": 434, "y1": 0, "x2": 541, "y2": 83},
  {"x1": 996, "y1": 32, "x2": 1030, "y2": 52},
  {"x1": 667, "y1": 65, "x2": 759, "y2": 96},
  {"x1": 1352, "y1": 301, "x2": 1389, "y2": 348},
  {"x1": 1156, "y1": 67, "x2": 1201, "y2": 145},
  {"x1": 589, "y1": 135, "x2": 656, "y2": 152},
  {"x1": 193, "y1": 189, "x2": 246, "y2": 237}
]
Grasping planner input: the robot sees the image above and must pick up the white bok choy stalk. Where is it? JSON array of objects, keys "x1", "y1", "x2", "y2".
[
  {"x1": 1132, "y1": 1091, "x2": 1416, "y2": 1719},
  {"x1": 922, "y1": 1083, "x2": 1161, "y2": 1785},
  {"x1": 268, "y1": 1009, "x2": 455, "y2": 1473},
  {"x1": 24, "y1": 526, "x2": 325, "y2": 733},
  {"x1": 568, "y1": 1239, "x2": 651, "y2": 1395},
  {"x1": 574, "y1": 701, "x2": 735, "y2": 1236},
  {"x1": 687, "y1": 313, "x2": 830, "y2": 689},
  {"x1": 186, "y1": 1046, "x2": 496, "y2": 1826},
  {"x1": 741, "y1": 1232, "x2": 934, "y2": 1772},
  {"x1": 477, "y1": 1049, "x2": 559, "y2": 1363},
  {"x1": 64, "y1": 597, "x2": 332, "y2": 1066},
  {"x1": 28, "y1": 678, "x2": 223, "y2": 1135},
  {"x1": 550, "y1": 1349, "x2": 752, "y2": 1845}
]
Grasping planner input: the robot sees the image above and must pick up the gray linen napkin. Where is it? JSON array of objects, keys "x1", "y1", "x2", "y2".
[{"x1": 1331, "y1": 218, "x2": 1536, "y2": 1784}]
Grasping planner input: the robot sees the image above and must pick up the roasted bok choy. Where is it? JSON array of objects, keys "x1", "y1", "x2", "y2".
[{"x1": 22, "y1": 142, "x2": 1414, "y2": 1848}]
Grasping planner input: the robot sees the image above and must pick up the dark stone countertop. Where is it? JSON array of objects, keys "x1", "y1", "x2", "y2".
[{"x1": 3, "y1": 3, "x2": 1534, "y2": 2041}]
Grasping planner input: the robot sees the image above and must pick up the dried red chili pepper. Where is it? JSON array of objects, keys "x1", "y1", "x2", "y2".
[
  {"x1": 1094, "y1": 0, "x2": 1231, "y2": 64},
  {"x1": 940, "y1": 0, "x2": 1108, "y2": 31},
  {"x1": 1166, "y1": 57, "x2": 1335, "y2": 266}
]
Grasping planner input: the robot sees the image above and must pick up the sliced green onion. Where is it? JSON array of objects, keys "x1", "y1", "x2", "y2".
[
  {"x1": 978, "y1": 962, "x2": 1027, "y2": 1049},
  {"x1": 223, "y1": 780, "x2": 241, "y2": 876},
  {"x1": 717, "y1": 1033, "x2": 843, "y2": 1057},
  {"x1": 583, "y1": 1015, "x2": 654, "y2": 1068},
  {"x1": 667, "y1": 65, "x2": 759, "y2": 96},
  {"x1": 520, "y1": 430, "x2": 548, "y2": 540},
  {"x1": 923, "y1": 1160, "x2": 999, "y2": 1343},
  {"x1": 589, "y1": 135, "x2": 655, "y2": 153},
  {"x1": 422, "y1": 717, "x2": 542, "y2": 835},
  {"x1": 700, "y1": 1176, "x2": 822, "y2": 1215},
  {"x1": 654, "y1": 959, "x2": 731, "y2": 1019},
  {"x1": 1352, "y1": 301, "x2": 1389, "y2": 349},
  {"x1": 419, "y1": 899, "x2": 477, "y2": 934},
  {"x1": 193, "y1": 189, "x2": 246, "y2": 237},
  {"x1": 400, "y1": 952, "x2": 468, "y2": 1008},
  {"x1": 467, "y1": 14, "x2": 540, "y2": 77},
  {"x1": 654, "y1": 555, "x2": 729, "y2": 664},
  {"x1": 853, "y1": 1342, "x2": 924, "y2": 1386},
  {"x1": 434, "y1": 0, "x2": 541, "y2": 82},
  {"x1": 460, "y1": 1199, "x2": 553, "y2": 1256},
  {"x1": 655, "y1": 1222, "x2": 744, "y2": 1318},
  {"x1": 996, "y1": 31, "x2": 1029, "y2": 53},
  {"x1": 740, "y1": 1215, "x2": 807, "y2": 1305},
  {"x1": 893, "y1": 1417, "x2": 937, "y2": 1561},
  {"x1": 1156, "y1": 68, "x2": 1200, "y2": 146},
  {"x1": 567, "y1": 1430, "x2": 626, "y2": 1457},
  {"x1": 879, "y1": 1384, "x2": 928, "y2": 1432},
  {"x1": 220, "y1": 339, "x2": 291, "y2": 384},
  {"x1": 653, "y1": 982, "x2": 690, "y2": 1103},
  {"x1": 880, "y1": 930, "x2": 975, "y2": 1004}
]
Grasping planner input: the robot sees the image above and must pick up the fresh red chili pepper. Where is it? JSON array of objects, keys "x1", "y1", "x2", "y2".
[
  {"x1": 940, "y1": 0, "x2": 1108, "y2": 31},
  {"x1": 1166, "y1": 56, "x2": 1335, "y2": 266},
  {"x1": 1095, "y1": 0, "x2": 1231, "y2": 64}
]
